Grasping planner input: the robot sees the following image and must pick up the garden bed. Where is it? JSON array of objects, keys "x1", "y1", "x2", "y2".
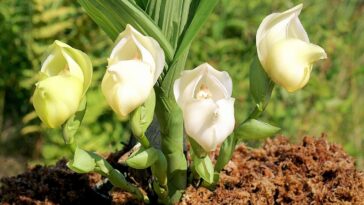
[{"x1": 1, "y1": 136, "x2": 363, "y2": 204}]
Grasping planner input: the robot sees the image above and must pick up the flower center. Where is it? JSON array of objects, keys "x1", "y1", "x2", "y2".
[
  {"x1": 195, "y1": 84, "x2": 212, "y2": 100},
  {"x1": 58, "y1": 65, "x2": 70, "y2": 75},
  {"x1": 133, "y1": 51, "x2": 141, "y2": 60}
]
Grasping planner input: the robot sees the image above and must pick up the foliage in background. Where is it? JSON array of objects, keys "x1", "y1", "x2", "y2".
[{"x1": 0, "y1": 0, "x2": 363, "y2": 170}]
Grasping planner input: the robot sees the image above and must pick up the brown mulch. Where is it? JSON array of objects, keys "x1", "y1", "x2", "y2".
[
  {"x1": 1, "y1": 136, "x2": 364, "y2": 205},
  {"x1": 0, "y1": 160, "x2": 111, "y2": 205}
]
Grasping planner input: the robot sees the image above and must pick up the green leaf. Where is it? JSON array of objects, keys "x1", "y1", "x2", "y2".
[
  {"x1": 235, "y1": 119, "x2": 280, "y2": 141},
  {"x1": 92, "y1": 152, "x2": 113, "y2": 175},
  {"x1": 158, "y1": 48, "x2": 190, "y2": 98},
  {"x1": 108, "y1": 169, "x2": 130, "y2": 191},
  {"x1": 62, "y1": 97, "x2": 87, "y2": 144},
  {"x1": 67, "y1": 147, "x2": 146, "y2": 202},
  {"x1": 108, "y1": 169, "x2": 145, "y2": 201},
  {"x1": 151, "y1": 150, "x2": 168, "y2": 186},
  {"x1": 78, "y1": 0, "x2": 174, "y2": 62},
  {"x1": 201, "y1": 172, "x2": 220, "y2": 190},
  {"x1": 174, "y1": 0, "x2": 219, "y2": 60},
  {"x1": 67, "y1": 146, "x2": 96, "y2": 173},
  {"x1": 146, "y1": 0, "x2": 192, "y2": 49},
  {"x1": 134, "y1": 0, "x2": 149, "y2": 10},
  {"x1": 126, "y1": 147, "x2": 160, "y2": 169},
  {"x1": 188, "y1": 137, "x2": 207, "y2": 158},
  {"x1": 214, "y1": 134, "x2": 236, "y2": 173},
  {"x1": 194, "y1": 155, "x2": 214, "y2": 184},
  {"x1": 67, "y1": 146, "x2": 113, "y2": 175},
  {"x1": 249, "y1": 57, "x2": 274, "y2": 110}
]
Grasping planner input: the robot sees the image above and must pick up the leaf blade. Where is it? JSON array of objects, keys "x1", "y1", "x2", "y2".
[
  {"x1": 235, "y1": 119, "x2": 280, "y2": 141},
  {"x1": 174, "y1": 0, "x2": 219, "y2": 60},
  {"x1": 250, "y1": 57, "x2": 274, "y2": 110}
]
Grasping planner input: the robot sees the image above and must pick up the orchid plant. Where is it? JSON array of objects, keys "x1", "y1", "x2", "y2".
[{"x1": 32, "y1": 1, "x2": 326, "y2": 204}]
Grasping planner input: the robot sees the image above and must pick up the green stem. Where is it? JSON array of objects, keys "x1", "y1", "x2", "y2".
[
  {"x1": 241, "y1": 106, "x2": 263, "y2": 124},
  {"x1": 67, "y1": 141, "x2": 77, "y2": 155},
  {"x1": 151, "y1": 150, "x2": 169, "y2": 203},
  {"x1": 242, "y1": 83, "x2": 274, "y2": 124},
  {"x1": 138, "y1": 133, "x2": 151, "y2": 148},
  {"x1": 155, "y1": 50, "x2": 189, "y2": 203},
  {"x1": 155, "y1": 96, "x2": 187, "y2": 204}
]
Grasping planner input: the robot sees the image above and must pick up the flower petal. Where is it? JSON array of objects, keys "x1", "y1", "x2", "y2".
[
  {"x1": 266, "y1": 39, "x2": 327, "y2": 92},
  {"x1": 183, "y1": 98, "x2": 235, "y2": 151},
  {"x1": 174, "y1": 68, "x2": 204, "y2": 107},
  {"x1": 33, "y1": 75, "x2": 83, "y2": 128},
  {"x1": 212, "y1": 98, "x2": 235, "y2": 146},
  {"x1": 112, "y1": 25, "x2": 165, "y2": 84},
  {"x1": 183, "y1": 99, "x2": 218, "y2": 151},
  {"x1": 40, "y1": 46, "x2": 66, "y2": 76},
  {"x1": 257, "y1": 4, "x2": 308, "y2": 66},
  {"x1": 102, "y1": 60, "x2": 154, "y2": 116},
  {"x1": 173, "y1": 63, "x2": 233, "y2": 107}
]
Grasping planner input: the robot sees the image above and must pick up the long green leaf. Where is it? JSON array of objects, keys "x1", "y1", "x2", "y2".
[
  {"x1": 78, "y1": 0, "x2": 174, "y2": 61},
  {"x1": 134, "y1": 0, "x2": 148, "y2": 10},
  {"x1": 174, "y1": 0, "x2": 219, "y2": 60},
  {"x1": 146, "y1": 0, "x2": 192, "y2": 49}
]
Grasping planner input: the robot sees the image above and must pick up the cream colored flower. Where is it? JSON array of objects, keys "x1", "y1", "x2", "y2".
[
  {"x1": 174, "y1": 63, "x2": 235, "y2": 151},
  {"x1": 32, "y1": 41, "x2": 92, "y2": 128},
  {"x1": 102, "y1": 25, "x2": 165, "y2": 117},
  {"x1": 256, "y1": 4, "x2": 327, "y2": 92}
]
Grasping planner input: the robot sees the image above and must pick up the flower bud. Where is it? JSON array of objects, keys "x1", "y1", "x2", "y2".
[
  {"x1": 256, "y1": 4, "x2": 327, "y2": 92},
  {"x1": 32, "y1": 41, "x2": 92, "y2": 128},
  {"x1": 102, "y1": 25, "x2": 165, "y2": 117},
  {"x1": 174, "y1": 63, "x2": 235, "y2": 151}
]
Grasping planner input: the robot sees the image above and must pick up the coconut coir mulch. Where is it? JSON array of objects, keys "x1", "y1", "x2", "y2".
[{"x1": 1, "y1": 136, "x2": 363, "y2": 205}]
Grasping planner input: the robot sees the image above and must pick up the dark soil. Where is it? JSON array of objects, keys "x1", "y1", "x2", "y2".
[{"x1": 1, "y1": 136, "x2": 363, "y2": 205}]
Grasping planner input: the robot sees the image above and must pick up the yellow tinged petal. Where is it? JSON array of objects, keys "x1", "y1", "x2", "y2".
[
  {"x1": 33, "y1": 75, "x2": 83, "y2": 128},
  {"x1": 266, "y1": 39, "x2": 327, "y2": 92}
]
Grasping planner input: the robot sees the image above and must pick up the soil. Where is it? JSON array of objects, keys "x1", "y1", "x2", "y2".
[{"x1": 1, "y1": 136, "x2": 363, "y2": 205}]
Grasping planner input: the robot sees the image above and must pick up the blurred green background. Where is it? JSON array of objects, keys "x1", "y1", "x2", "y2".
[{"x1": 0, "y1": 0, "x2": 363, "y2": 177}]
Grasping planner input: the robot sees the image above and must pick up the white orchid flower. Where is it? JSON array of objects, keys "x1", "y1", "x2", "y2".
[
  {"x1": 256, "y1": 4, "x2": 327, "y2": 92},
  {"x1": 102, "y1": 25, "x2": 165, "y2": 117},
  {"x1": 174, "y1": 63, "x2": 235, "y2": 151}
]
